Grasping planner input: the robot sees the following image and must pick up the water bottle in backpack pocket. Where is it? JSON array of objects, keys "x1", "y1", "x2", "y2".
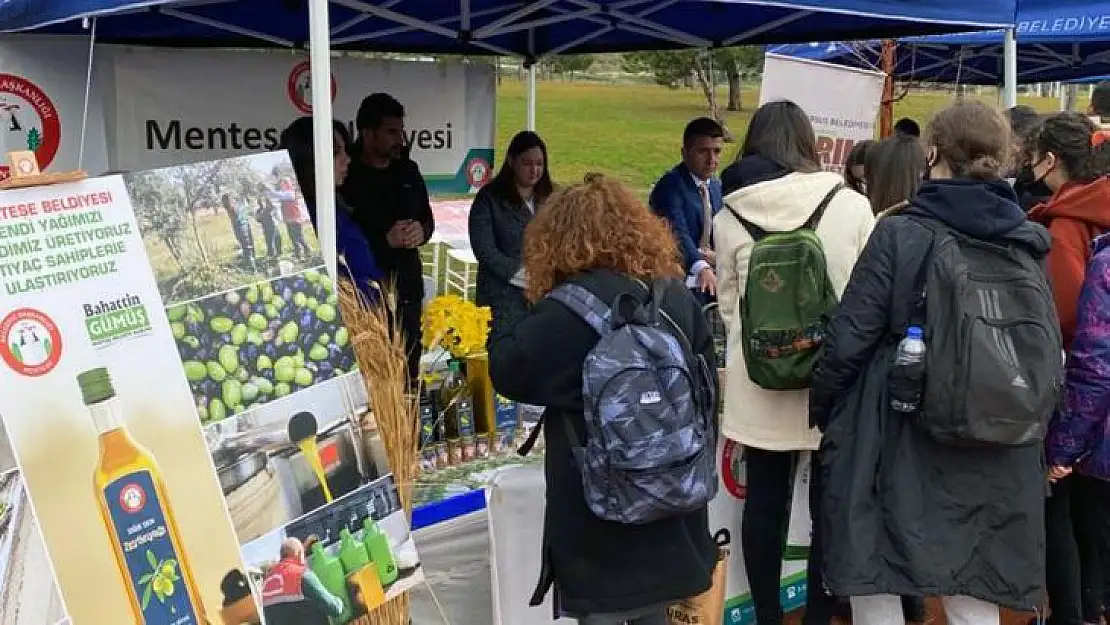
[
  {"x1": 888, "y1": 326, "x2": 926, "y2": 414},
  {"x1": 544, "y1": 280, "x2": 718, "y2": 524}
]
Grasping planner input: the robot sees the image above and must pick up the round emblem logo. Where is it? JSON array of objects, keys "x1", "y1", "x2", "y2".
[
  {"x1": 0, "y1": 74, "x2": 61, "y2": 179},
  {"x1": 0, "y1": 308, "x2": 63, "y2": 377},
  {"x1": 119, "y1": 483, "x2": 147, "y2": 514},
  {"x1": 465, "y1": 157, "x2": 492, "y2": 187},
  {"x1": 286, "y1": 61, "x2": 337, "y2": 115},
  {"x1": 721, "y1": 440, "x2": 747, "y2": 499}
]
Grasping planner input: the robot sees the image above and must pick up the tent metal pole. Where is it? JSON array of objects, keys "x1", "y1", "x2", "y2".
[
  {"x1": 527, "y1": 65, "x2": 537, "y2": 131},
  {"x1": 527, "y1": 29, "x2": 536, "y2": 132},
  {"x1": 1002, "y1": 28, "x2": 1018, "y2": 109},
  {"x1": 79, "y1": 17, "x2": 97, "y2": 172},
  {"x1": 309, "y1": 0, "x2": 337, "y2": 282}
]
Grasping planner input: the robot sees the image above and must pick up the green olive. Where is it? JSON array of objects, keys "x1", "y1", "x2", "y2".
[
  {"x1": 316, "y1": 303, "x2": 337, "y2": 324},
  {"x1": 309, "y1": 344, "x2": 329, "y2": 361},
  {"x1": 208, "y1": 398, "x2": 227, "y2": 422},
  {"x1": 222, "y1": 379, "x2": 242, "y2": 408},
  {"x1": 248, "y1": 313, "x2": 268, "y2": 331},
  {"x1": 210, "y1": 316, "x2": 234, "y2": 334},
  {"x1": 183, "y1": 360, "x2": 207, "y2": 382},
  {"x1": 294, "y1": 368, "x2": 313, "y2": 386},
  {"x1": 219, "y1": 345, "x2": 240, "y2": 375},
  {"x1": 231, "y1": 324, "x2": 248, "y2": 346},
  {"x1": 206, "y1": 361, "x2": 228, "y2": 382}
]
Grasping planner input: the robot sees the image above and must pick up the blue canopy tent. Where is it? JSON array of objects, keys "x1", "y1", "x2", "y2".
[
  {"x1": 0, "y1": 0, "x2": 1019, "y2": 281},
  {"x1": 769, "y1": 0, "x2": 1110, "y2": 87},
  {"x1": 1, "y1": 1, "x2": 1018, "y2": 57}
]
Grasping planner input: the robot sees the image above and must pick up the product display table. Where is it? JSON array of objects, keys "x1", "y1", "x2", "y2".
[{"x1": 411, "y1": 453, "x2": 542, "y2": 530}]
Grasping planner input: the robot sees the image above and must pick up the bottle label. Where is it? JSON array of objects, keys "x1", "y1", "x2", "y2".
[
  {"x1": 104, "y1": 470, "x2": 200, "y2": 625},
  {"x1": 456, "y1": 399, "x2": 475, "y2": 437}
]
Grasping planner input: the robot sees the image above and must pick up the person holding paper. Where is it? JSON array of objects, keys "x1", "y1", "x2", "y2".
[{"x1": 469, "y1": 130, "x2": 553, "y2": 337}]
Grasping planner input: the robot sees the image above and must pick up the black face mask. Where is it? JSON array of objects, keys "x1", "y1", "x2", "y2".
[{"x1": 1014, "y1": 163, "x2": 1053, "y2": 200}]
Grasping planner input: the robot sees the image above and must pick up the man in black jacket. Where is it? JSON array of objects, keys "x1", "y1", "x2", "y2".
[{"x1": 341, "y1": 93, "x2": 434, "y2": 381}]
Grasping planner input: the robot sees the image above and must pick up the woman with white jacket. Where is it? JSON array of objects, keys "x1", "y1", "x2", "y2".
[{"x1": 714, "y1": 100, "x2": 875, "y2": 625}]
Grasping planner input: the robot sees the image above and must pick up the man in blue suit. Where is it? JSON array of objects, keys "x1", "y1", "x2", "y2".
[{"x1": 649, "y1": 117, "x2": 725, "y2": 302}]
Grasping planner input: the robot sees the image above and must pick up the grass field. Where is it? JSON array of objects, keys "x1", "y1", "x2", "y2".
[{"x1": 493, "y1": 79, "x2": 1069, "y2": 195}]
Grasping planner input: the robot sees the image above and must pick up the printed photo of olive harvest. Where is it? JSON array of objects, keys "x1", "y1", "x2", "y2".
[{"x1": 167, "y1": 267, "x2": 358, "y2": 425}]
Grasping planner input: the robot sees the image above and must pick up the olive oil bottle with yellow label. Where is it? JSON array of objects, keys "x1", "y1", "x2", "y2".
[{"x1": 83, "y1": 367, "x2": 208, "y2": 625}]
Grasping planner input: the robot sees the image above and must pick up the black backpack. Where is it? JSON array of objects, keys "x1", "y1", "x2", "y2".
[{"x1": 900, "y1": 217, "x2": 1063, "y2": 447}]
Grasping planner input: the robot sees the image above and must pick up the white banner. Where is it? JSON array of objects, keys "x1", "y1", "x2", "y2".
[
  {"x1": 111, "y1": 48, "x2": 496, "y2": 194},
  {"x1": 760, "y1": 54, "x2": 885, "y2": 172},
  {"x1": 0, "y1": 35, "x2": 110, "y2": 179}
]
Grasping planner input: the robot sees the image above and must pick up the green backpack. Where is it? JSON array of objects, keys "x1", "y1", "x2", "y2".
[{"x1": 725, "y1": 184, "x2": 841, "y2": 390}]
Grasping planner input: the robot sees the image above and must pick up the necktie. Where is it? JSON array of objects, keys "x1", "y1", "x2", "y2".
[{"x1": 698, "y1": 182, "x2": 713, "y2": 250}]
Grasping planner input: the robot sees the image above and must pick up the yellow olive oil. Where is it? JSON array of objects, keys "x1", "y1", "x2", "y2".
[{"x1": 83, "y1": 367, "x2": 208, "y2": 625}]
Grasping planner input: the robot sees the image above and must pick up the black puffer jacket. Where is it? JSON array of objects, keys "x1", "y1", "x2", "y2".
[{"x1": 809, "y1": 179, "x2": 1050, "y2": 610}]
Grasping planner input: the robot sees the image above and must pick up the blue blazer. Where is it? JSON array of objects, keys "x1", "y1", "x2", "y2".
[{"x1": 648, "y1": 164, "x2": 723, "y2": 273}]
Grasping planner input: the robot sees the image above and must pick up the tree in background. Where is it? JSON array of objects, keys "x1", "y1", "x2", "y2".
[
  {"x1": 621, "y1": 47, "x2": 763, "y2": 139},
  {"x1": 540, "y1": 54, "x2": 595, "y2": 80}
]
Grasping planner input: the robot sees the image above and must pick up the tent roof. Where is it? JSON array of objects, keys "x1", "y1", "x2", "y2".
[
  {"x1": 0, "y1": 0, "x2": 1018, "y2": 59},
  {"x1": 767, "y1": 0, "x2": 1110, "y2": 84}
]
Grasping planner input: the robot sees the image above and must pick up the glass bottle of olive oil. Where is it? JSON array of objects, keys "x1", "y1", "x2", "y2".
[{"x1": 83, "y1": 367, "x2": 208, "y2": 625}]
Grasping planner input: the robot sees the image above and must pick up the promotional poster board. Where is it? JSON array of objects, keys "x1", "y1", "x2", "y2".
[
  {"x1": 112, "y1": 47, "x2": 496, "y2": 195},
  {"x1": 710, "y1": 441, "x2": 808, "y2": 625},
  {"x1": 0, "y1": 35, "x2": 110, "y2": 180},
  {"x1": 759, "y1": 53, "x2": 885, "y2": 173},
  {"x1": 0, "y1": 152, "x2": 422, "y2": 624}
]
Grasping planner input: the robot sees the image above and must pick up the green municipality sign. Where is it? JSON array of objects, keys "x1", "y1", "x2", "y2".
[{"x1": 84, "y1": 295, "x2": 152, "y2": 345}]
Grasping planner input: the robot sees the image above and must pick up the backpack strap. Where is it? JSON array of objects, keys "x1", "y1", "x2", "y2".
[
  {"x1": 802, "y1": 183, "x2": 844, "y2": 231},
  {"x1": 724, "y1": 183, "x2": 843, "y2": 241},
  {"x1": 724, "y1": 204, "x2": 768, "y2": 242},
  {"x1": 546, "y1": 283, "x2": 613, "y2": 335}
]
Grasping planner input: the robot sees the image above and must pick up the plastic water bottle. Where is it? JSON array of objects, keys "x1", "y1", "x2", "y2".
[{"x1": 890, "y1": 326, "x2": 926, "y2": 413}]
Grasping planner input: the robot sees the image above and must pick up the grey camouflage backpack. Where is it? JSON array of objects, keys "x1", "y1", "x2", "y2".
[{"x1": 546, "y1": 279, "x2": 717, "y2": 524}]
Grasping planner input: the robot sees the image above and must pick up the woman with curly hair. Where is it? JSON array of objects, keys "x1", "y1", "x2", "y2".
[{"x1": 489, "y1": 174, "x2": 719, "y2": 625}]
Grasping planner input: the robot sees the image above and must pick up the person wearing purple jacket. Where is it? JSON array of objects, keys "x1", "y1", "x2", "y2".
[{"x1": 1047, "y1": 232, "x2": 1110, "y2": 624}]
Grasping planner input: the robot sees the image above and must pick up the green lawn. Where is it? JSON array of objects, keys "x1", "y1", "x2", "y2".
[{"x1": 492, "y1": 79, "x2": 1067, "y2": 196}]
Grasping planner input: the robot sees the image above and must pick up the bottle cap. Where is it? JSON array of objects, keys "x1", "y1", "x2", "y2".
[
  {"x1": 77, "y1": 367, "x2": 116, "y2": 405},
  {"x1": 907, "y1": 326, "x2": 924, "y2": 339}
]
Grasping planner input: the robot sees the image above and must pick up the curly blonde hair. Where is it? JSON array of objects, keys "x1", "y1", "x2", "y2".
[{"x1": 522, "y1": 173, "x2": 683, "y2": 303}]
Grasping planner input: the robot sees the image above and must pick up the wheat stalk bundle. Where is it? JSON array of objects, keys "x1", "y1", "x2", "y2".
[{"x1": 338, "y1": 280, "x2": 421, "y2": 625}]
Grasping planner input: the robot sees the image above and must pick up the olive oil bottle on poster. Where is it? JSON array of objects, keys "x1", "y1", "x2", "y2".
[
  {"x1": 84, "y1": 367, "x2": 206, "y2": 624},
  {"x1": 0, "y1": 174, "x2": 252, "y2": 625}
]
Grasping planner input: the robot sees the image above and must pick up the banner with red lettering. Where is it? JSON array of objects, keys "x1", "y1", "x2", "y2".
[{"x1": 759, "y1": 54, "x2": 885, "y2": 172}]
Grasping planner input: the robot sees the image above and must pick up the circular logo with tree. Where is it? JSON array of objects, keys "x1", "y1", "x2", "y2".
[
  {"x1": 721, "y1": 439, "x2": 747, "y2": 499},
  {"x1": 0, "y1": 74, "x2": 61, "y2": 179},
  {"x1": 286, "y1": 61, "x2": 337, "y2": 115},
  {"x1": 0, "y1": 308, "x2": 63, "y2": 377}
]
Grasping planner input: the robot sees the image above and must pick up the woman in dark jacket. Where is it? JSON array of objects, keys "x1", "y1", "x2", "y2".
[
  {"x1": 489, "y1": 174, "x2": 717, "y2": 624},
  {"x1": 280, "y1": 117, "x2": 383, "y2": 302},
  {"x1": 469, "y1": 130, "x2": 553, "y2": 336},
  {"x1": 810, "y1": 101, "x2": 1051, "y2": 624}
]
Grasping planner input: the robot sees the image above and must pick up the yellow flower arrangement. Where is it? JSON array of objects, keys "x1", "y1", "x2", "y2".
[{"x1": 421, "y1": 294, "x2": 492, "y2": 359}]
